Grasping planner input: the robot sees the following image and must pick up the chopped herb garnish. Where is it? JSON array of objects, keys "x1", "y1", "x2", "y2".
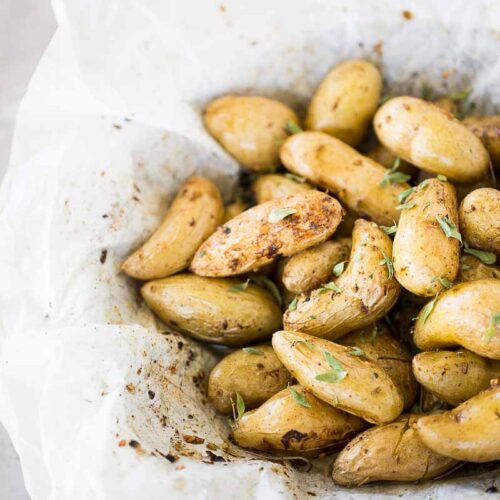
[
  {"x1": 464, "y1": 243, "x2": 497, "y2": 265},
  {"x1": 348, "y1": 347, "x2": 365, "y2": 357},
  {"x1": 250, "y1": 276, "x2": 282, "y2": 305},
  {"x1": 379, "y1": 249, "x2": 394, "y2": 279},
  {"x1": 421, "y1": 294, "x2": 440, "y2": 323},
  {"x1": 379, "y1": 95, "x2": 392, "y2": 105},
  {"x1": 396, "y1": 202, "x2": 416, "y2": 211},
  {"x1": 284, "y1": 120, "x2": 303, "y2": 135},
  {"x1": 268, "y1": 207, "x2": 297, "y2": 223},
  {"x1": 318, "y1": 282, "x2": 342, "y2": 294},
  {"x1": 380, "y1": 158, "x2": 410, "y2": 188},
  {"x1": 485, "y1": 313, "x2": 500, "y2": 342},
  {"x1": 229, "y1": 279, "x2": 250, "y2": 292},
  {"x1": 398, "y1": 187, "x2": 415, "y2": 204},
  {"x1": 421, "y1": 82, "x2": 434, "y2": 100},
  {"x1": 242, "y1": 347, "x2": 263, "y2": 355},
  {"x1": 448, "y1": 89, "x2": 471, "y2": 101},
  {"x1": 289, "y1": 387, "x2": 311, "y2": 408},
  {"x1": 437, "y1": 174, "x2": 447, "y2": 181},
  {"x1": 381, "y1": 223, "x2": 398, "y2": 235},
  {"x1": 431, "y1": 276, "x2": 453, "y2": 289},
  {"x1": 288, "y1": 297, "x2": 298, "y2": 311},
  {"x1": 332, "y1": 261, "x2": 347, "y2": 277},
  {"x1": 285, "y1": 173, "x2": 307, "y2": 183},
  {"x1": 436, "y1": 216, "x2": 462, "y2": 244},
  {"x1": 315, "y1": 351, "x2": 347, "y2": 383},
  {"x1": 292, "y1": 339, "x2": 315, "y2": 350}
]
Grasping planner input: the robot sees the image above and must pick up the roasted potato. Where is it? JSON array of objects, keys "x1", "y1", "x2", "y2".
[
  {"x1": 366, "y1": 143, "x2": 417, "y2": 177},
  {"x1": 141, "y1": 274, "x2": 282, "y2": 345},
  {"x1": 393, "y1": 178, "x2": 460, "y2": 296},
  {"x1": 305, "y1": 60, "x2": 382, "y2": 146},
  {"x1": 208, "y1": 345, "x2": 291, "y2": 413},
  {"x1": 233, "y1": 385, "x2": 366, "y2": 456},
  {"x1": 332, "y1": 415, "x2": 457, "y2": 486},
  {"x1": 459, "y1": 188, "x2": 500, "y2": 256},
  {"x1": 272, "y1": 330, "x2": 404, "y2": 424},
  {"x1": 339, "y1": 323, "x2": 417, "y2": 409},
  {"x1": 191, "y1": 190, "x2": 343, "y2": 277},
  {"x1": 463, "y1": 115, "x2": 500, "y2": 168},
  {"x1": 413, "y1": 349, "x2": 500, "y2": 406},
  {"x1": 374, "y1": 97, "x2": 489, "y2": 183},
  {"x1": 224, "y1": 201, "x2": 247, "y2": 223},
  {"x1": 416, "y1": 380, "x2": 500, "y2": 462},
  {"x1": 203, "y1": 95, "x2": 299, "y2": 171},
  {"x1": 280, "y1": 131, "x2": 411, "y2": 225},
  {"x1": 283, "y1": 219, "x2": 400, "y2": 340},
  {"x1": 274, "y1": 259, "x2": 297, "y2": 309},
  {"x1": 282, "y1": 238, "x2": 351, "y2": 294},
  {"x1": 252, "y1": 174, "x2": 312, "y2": 204},
  {"x1": 122, "y1": 177, "x2": 223, "y2": 280},
  {"x1": 413, "y1": 279, "x2": 500, "y2": 359},
  {"x1": 458, "y1": 254, "x2": 500, "y2": 282}
]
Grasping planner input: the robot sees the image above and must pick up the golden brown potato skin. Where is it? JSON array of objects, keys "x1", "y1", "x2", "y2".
[
  {"x1": 282, "y1": 238, "x2": 351, "y2": 294},
  {"x1": 416, "y1": 381, "x2": 500, "y2": 462},
  {"x1": 412, "y1": 349, "x2": 500, "y2": 406},
  {"x1": 366, "y1": 143, "x2": 417, "y2": 177},
  {"x1": 413, "y1": 279, "x2": 500, "y2": 359},
  {"x1": 393, "y1": 179, "x2": 460, "y2": 296},
  {"x1": 141, "y1": 274, "x2": 282, "y2": 346},
  {"x1": 252, "y1": 174, "x2": 312, "y2": 204},
  {"x1": 332, "y1": 415, "x2": 457, "y2": 486},
  {"x1": 339, "y1": 323, "x2": 417, "y2": 409},
  {"x1": 121, "y1": 177, "x2": 223, "y2": 280},
  {"x1": 191, "y1": 190, "x2": 343, "y2": 277},
  {"x1": 203, "y1": 95, "x2": 299, "y2": 171},
  {"x1": 208, "y1": 345, "x2": 291, "y2": 413},
  {"x1": 272, "y1": 331, "x2": 404, "y2": 424},
  {"x1": 223, "y1": 201, "x2": 247, "y2": 223},
  {"x1": 233, "y1": 385, "x2": 366, "y2": 456},
  {"x1": 459, "y1": 188, "x2": 500, "y2": 256},
  {"x1": 284, "y1": 220, "x2": 400, "y2": 340},
  {"x1": 463, "y1": 115, "x2": 500, "y2": 168},
  {"x1": 374, "y1": 97, "x2": 489, "y2": 183},
  {"x1": 305, "y1": 60, "x2": 382, "y2": 146},
  {"x1": 280, "y1": 132, "x2": 411, "y2": 225},
  {"x1": 458, "y1": 254, "x2": 500, "y2": 282}
]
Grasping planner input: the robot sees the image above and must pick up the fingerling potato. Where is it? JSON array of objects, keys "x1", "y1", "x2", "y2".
[
  {"x1": 463, "y1": 115, "x2": 500, "y2": 168},
  {"x1": 458, "y1": 254, "x2": 500, "y2": 282},
  {"x1": 374, "y1": 97, "x2": 489, "y2": 183},
  {"x1": 203, "y1": 95, "x2": 299, "y2": 171},
  {"x1": 141, "y1": 274, "x2": 282, "y2": 346},
  {"x1": 252, "y1": 174, "x2": 312, "y2": 204},
  {"x1": 191, "y1": 190, "x2": 343, "y2": 277},
  {"x1": 122, "y1": 177, "x2": 223, "y2": 280}
]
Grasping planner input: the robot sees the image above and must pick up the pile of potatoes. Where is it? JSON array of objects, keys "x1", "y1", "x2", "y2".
[{"x1": 122, "y1": 59, "x2": 500, "y2": 487}]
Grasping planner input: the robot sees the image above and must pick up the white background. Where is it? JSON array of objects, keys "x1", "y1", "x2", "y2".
[{"x1": 0, "y1": 1, "x2": 55, "y2": 498}]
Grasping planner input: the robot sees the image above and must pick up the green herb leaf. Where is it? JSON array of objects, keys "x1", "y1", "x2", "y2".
[
  {"x1": 235, "y1": 392, "x2": 245, "y2": 420},
  {"x1": 396, "y1": 202, "x2": 416, "y2": 211},
  {"x1": 449, "y1": 89, "x2": 471, "y2": 101},
  {"x1": 379, "y1": 158, "x2": 410, "y2": 188},
  {"x1": 371, "y1": 324, "x2": 379, "y2": 344},
  {"x1": 436, "y1": 216, "x2": 462, "y2": 244},
  {"x1": 419, "y1": 179, "x2": 431, "y2": 189},
  {"x1": 315, "y1": 371, "x2": 347, "y2": 383},
  {"x1": 288, "y1": 297, "x2": 298, "y2": 311},
  {"x1": 285, "y1": 173, "x2": 307, "y2": 183},
  {"x1": 485, "y1": 313, "x2": 500, "y2": 342},
  {"x1": 318, "y1": 282, "x2": 342, "y2": 294},
  {"x1": 250, "y1": 276, "x2": 282, "y2": 305},
  {"x1": 229, "y1": 279, "x2": 250, "y2": 292},
  {"x1": 379, "y1": 95, "x2": 392, "y2": 105},
  {"x1": 242, "y1": 347, "x2": 263, "y2": 355},
  {"x1": 421, "y1": 294, "x2": 440, "y2": 323},
  {"x1": 284, "y1": 120, "x2": 303, "y2": 135},
  {"x1": 421, "y1": 82, "x2": 434, "y2": 100},
  {"x1": 348, "y1": 347, "x2": 365, "y2": 357},
  {"x1": 379, "y1": 249, "x2": 394, "y2": 279},
  {"x1": 464, "y1": 244, "x2": 497, "y2": 265},
  {"x1": 268, "y1": 207, "x2": 298, "y2": 223},
  {"x1": 332, "y1": 261, "x2": 347, "y2": 277},
  {"x1": 381, "y1": 223, "x2": 398, "y2": 235},
  {"x1": 289, "y1": 387, "x2": 311, "y2": 408},
  {"x1": 437, "y1": 174, "x2": 447, "y2": 181},
  {"x1": 323, "y1": 351, "x2": 345, "y2": 371},
  {"x1": 431, "y1": 276, "x2": 453, "y2": 289},
  {"x1": 292, "y1": 339, "x2": 315, "y2": 350},
  {"x1": 398, "y1": 187, "x2": 415, "y2": 204}
]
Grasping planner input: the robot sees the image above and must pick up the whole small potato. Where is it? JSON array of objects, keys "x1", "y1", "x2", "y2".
[
  {"x1": 272, "y1": 330, "x2": 404, "y2": 424},
  {"x1": 393, "y1": 178, "x2": 460, "y2": 296},
  {"x1": 305, "y1": 59, "x2": 382, "y2": 146},
  {"x1": 283, "y1": 219, "x2": 401, "y2": 340},
  {"x1": 280, "y1": 131, "x2": 411, "y2": 225},
  {"x1": 463, "y1": 115, "x2": 500, "y2": 168},
  {"x1": 282, "y1": 238, "x2": 351, "y2": 294},
  {"x1": 366, "y1": 143, "x2": 417, "y2": 177},
  {"x1": 434, "y1": 97, "x2": 458, "y2": 115},
  {"x1": 208, "y1": 345, "x2": 291, "y2": 413},
  {"x1": 203, "y1": 95, "x2": 299, "y2": 171},
  {"x1": 339, "y1": 323, "x2": 417, "y2": 409},
  {"x1": 458, "y1": 254, "x2": 500, "y2": 282},
  {"x1": 416, "y1": 380, "x2": 500, "y2": 462},
  {"x1": 413, "y1": 279, "x2": 500, "y2": 359},
  {"x1": 252, "y1": 174, "x2": 312, "y2": 204},
  {"x1": 141, "y1": 274, "x2": 282, "y2": 346},
  {"x1": 191, "y1": 190, "x2": 344, "y2": 277},
  {"x1": 412, "y1": 349, "x2": 500, "y2": 406},
  {"x1": 420, "y1": 389, "x2": 449, "y2": 413},
  {"x1": 460, "y1": 188, "x2": 500, "y2": 256},
  {"x1": 233, "y1": 385, "x2": 366, "y2": 456},
  {"x1": 274, "y1": 259, "x2": 297, "y2": 310},
  {"x1": 224, "y1": 201, "x2": 247, "y2": 223},
  {"x1": 374, "y1": 97, "x2": 489, "y2": 183},
  {"x1": 122, "y1": 177, "x2": 223, "y2": 280},
  {"x1": 332, "y1": 415, "x2": 457, "y2": 486}
]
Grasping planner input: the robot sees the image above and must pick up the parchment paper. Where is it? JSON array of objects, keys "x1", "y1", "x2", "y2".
[{"x1": 1, "y1": 1, "x2": 499, "y2": 498}]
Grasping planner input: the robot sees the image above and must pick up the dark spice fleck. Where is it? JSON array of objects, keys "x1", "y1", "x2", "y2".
[
  {"x1": 486, "y1": 486, "x2": 498, "y2": 493},
  {"x1": 148, "y1": 390, "x2": 155, "y2": 400},
  {"x1": 223, "y1": 226, "x2": 231, "y2": 234},
  {"x1": 281, "y1": 430, "x2": 307, "y2": 449},
  {"x1": 183, "y1": 434, "x2": 205, "y2": 445},
  {"x1": 129, "y1": 440, "x2": 141, "y2": 449},
  {"x1": 206, "y1": 450, "x2": 226, "y2": 463},
  {"x1": 177, "y1": 341, "x2": 184, "y2": 350},
  {"x1": 100, "y1": 249, "x2": 108, "y2": 264}
]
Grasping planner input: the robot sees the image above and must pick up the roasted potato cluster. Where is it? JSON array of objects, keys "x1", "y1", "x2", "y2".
[{"x1": 123, "y1": 59, "x2": 500, "y2": 487}]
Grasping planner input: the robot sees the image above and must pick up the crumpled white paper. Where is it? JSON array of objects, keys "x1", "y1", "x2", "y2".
[{"x1": 1, "y1": 0, "x2": 499, "y2": 498}]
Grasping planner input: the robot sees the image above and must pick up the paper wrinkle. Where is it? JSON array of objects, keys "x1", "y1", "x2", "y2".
[{"x1": 1, "y1": 0, "x2": 499, "y2": 498}]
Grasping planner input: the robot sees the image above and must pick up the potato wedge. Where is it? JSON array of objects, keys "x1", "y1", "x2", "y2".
[
  {"x1": 374, "y1": 97, "x2": 489, "y2": 183},
  {"x1": 224, "y1": 201, "x2": 247, "y2": 223},
  {"x1": 412, "y1": 349, "x2": 500, "y2": 406},
  {"x1": 252, "y1": 174, "x2": 312, "y2": 204},
  {"x1": 191, "y1": 190, "x2": 343, "y2": 277},
  {"x1": 233, "y1": 385, "x2": 366, "y2": 456},
  {"x1": 416, "y1": 380, "x2": 500, "y2": 462},
  {"x1": 463, "y1": 115, "x2": 500, "y2": 168},
  {"x1": 208, "y1": 345, "x2": 291, "y2": 413},
  {"x1": 339, "y1": 323, "x2": 417, "y2": 409},
  {"x1": 458, "y1": 254, "x2": 500, "y2": 282},
  {"x1": 283, "y1": 219, "x2": 400, "y2": 340},
  {"x1": 332, "y1": 415, "x2": 457, "y2": 486},
  {"x1": 413, "y1": 279, "x2": 500, "y2": 359},
  {"x1": 459, "y1": 188, "x2": 500, "y2": 256},
  {"x1": 141, "y1": 274, "x2": 282, "y2": 345},
  {"x1": 393, "y1": 178, "x2": 460, "y2": 296},
  {"x1": 203, "y1": 95, "x2": 299, "y2": 171},
  {"x1": 280, "y1": 131, "x2": 410, "y2": 225},
  {"x1": 305, "y1": 60, "x2": 382, "y2": 146},
  {"x1": 272, "y1": 331, "x2": 404, "y2": 424},
  {"x1": 122, "y1": 177, "x2": 223, "y2": 280},
  {"x1": 282, "y1": 238, "x2": 351, "y2": 294}
]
